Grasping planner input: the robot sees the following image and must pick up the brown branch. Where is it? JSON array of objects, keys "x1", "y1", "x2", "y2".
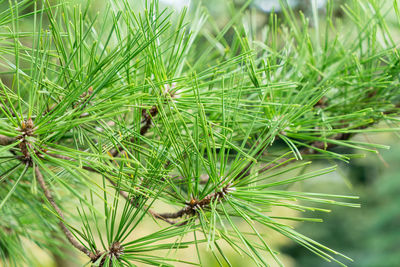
[
  {"x1": 34, "y1": 166, "x2": 97, "y2": 260},
  {"x1": 140, "y1": 105, "x2": 158, "y2": 136},
  {"x1": 157, "y1": 183, "x2": 235, "y2": 220},
  {"x1": 35, "y1": 159, "x2": 123, "y2": 263},
  {"x1": 0, "y1": 134, "x2": 16, "y2": 146}
]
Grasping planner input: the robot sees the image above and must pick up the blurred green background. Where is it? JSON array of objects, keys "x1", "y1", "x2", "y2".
[{"x1": 1, "y1": 0, "x2": 399, "y2": 266}]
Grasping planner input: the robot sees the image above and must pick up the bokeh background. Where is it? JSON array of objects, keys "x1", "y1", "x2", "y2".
[{"x1": 1, "y1": 0, "x2": 399, "y2": 266}]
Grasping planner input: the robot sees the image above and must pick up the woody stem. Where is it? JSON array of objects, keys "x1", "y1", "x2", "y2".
[{"x1": 34, "y1": 166, "x2": 97, "y2": 260}]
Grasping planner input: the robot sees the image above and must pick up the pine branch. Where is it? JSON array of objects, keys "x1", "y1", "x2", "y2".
[
  {"x1": 34, "y1": 166, "x2": 97, "y2": 260},
  {"x1": 1, "y1": 0, "x2": 399, "y2": 265},
  {"x1": 157, "y1": 183, "x2": 235, "y2": 220}
]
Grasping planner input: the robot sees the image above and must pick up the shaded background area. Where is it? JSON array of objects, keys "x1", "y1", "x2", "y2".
[{"x1": 281, "y1": 132, "x2": 400, "y2": 267}]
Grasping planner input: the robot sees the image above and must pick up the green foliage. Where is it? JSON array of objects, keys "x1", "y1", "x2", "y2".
[{"x1": 0, "y1": 0, "x2": 399, "y2": 266}]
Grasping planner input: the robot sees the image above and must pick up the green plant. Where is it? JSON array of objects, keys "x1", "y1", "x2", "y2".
[{"x1": 0, "y1": 0, "x2": 399, "y2": 266}]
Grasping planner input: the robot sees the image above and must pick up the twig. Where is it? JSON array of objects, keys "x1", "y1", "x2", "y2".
[
  {"x1": 34, "y1": 166, "x2": 97, "y2": 260},
  {"x1": 0, "y1": 135, "x2": 16, "y2": 146},
  {"x1": 156, "y1": 183, "x2": 235, "y2": 220},
  {"x1": 140, "y1": 105, "x2": 158, "y2": 136},
  {"x1": 155, "y1": 127, "x2": 366, "y2": 221}
]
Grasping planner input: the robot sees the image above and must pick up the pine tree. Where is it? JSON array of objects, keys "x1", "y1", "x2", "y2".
[{"x1": 0, "y1": 0, "x2": 399, "y2": 266}]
